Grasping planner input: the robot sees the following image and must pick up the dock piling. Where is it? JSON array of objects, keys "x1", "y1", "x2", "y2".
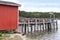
[
  {"x1": 18, "y1": 18, "x2": 58, "y2": 35},
  {"x1": 56, "y1": 19, "x2": 58, "y2": 29}
]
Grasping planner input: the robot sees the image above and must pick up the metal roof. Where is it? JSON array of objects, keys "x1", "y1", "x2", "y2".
[{"x1": 0, "y1": 1, "x2": 21, "y2": 7}]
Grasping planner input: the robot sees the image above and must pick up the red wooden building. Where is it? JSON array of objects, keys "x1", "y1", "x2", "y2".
[{"x1": 0, "y1": 1, "x2": 21, "y2": 31}]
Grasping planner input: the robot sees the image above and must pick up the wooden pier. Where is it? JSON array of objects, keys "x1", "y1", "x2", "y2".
[{"x1": 18, "y1": 18, "x2": 58, "y2": 35}]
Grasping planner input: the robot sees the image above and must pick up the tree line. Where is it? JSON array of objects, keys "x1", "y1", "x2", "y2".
[{"x1": 19, "y1": 11, "x2": 60, "y2": 18}]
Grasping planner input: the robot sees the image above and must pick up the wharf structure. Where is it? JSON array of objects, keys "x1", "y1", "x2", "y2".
[{"x1": 18, "y1": 18, "x2": 58, "y2": 34}]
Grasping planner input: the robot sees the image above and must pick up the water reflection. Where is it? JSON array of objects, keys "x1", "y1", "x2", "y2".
[
  {"x1": 26, "y1": 29, "x2": 58, "y2": 39},
  {"x1": 26, "y1": 20, "x2": 60, "y2": 40},
  {"x1": 17, "y1": 20, "x2": 60, "y2": 40}
]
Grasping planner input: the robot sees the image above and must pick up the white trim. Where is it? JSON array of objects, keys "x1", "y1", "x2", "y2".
[{"x1": 0, "y1": 1, "x2": 21, "y2": 7}]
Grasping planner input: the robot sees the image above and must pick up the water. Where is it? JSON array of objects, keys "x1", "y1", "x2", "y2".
[
  {"x1": 28, "y1": 20, "x2": 60, "y2": 40},
  {"x1": 17, "y1": 20, "x2": 60, "y2": 40}
]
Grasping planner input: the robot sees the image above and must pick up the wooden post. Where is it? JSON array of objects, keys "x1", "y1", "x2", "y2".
[
  {"x1": 40, "y1": 24, "x2": 41, "y2": 31},
  {"x1": 53, "y1": 20, "x2": 55, "y2": 29},
  {"x1": 23, "y1": 23, "x2": 25, "y2": 34},
  {"x1": 46, "y1": 23, "x2": 48, "y2": 30},
  {"x1": 56, "y1": 19, "x2": 58, "y2": 29},
  {"x1": 47, "y1": 23, "x2": 51, "y2": 31},
  {"x1": 53, "y1": 15, "x2": 56, "y2": 30},
  {"x1": 50, "y1": 23, "x2": 51, "y2": 30},
  {"x1": 24, "y1": 24, "x2": 26, "y2": 34},
  {"x1": 34, "y1": 24, "x2": 35, "y2": 32},
  {"x1": 28, "y1": 19, "x2": 30, "y2": 33},
  {"x1": 36, "y1": 19, "x2": 38, "y2": 31},
  {"x1": 43, "y1": 19, "x2": 45, "y2": 31},
  {"x1": 45, "y1": 23, "x2": 46, "y2": 30},
  {"x1": 31, "y1": 25, "x2": 32, "y2": 34},
  {"x1": 22, "y1": 24, "x2": 23, "y2": 33},
  {"x1": 32, "y1": 25, "x2": 34, "y2": 33},
  {"x1": 22, "y1": 22, "x2": 26, "y2": 35},
  {"x1": 51, "y1": 18, "x2": 53, "y2": 29},
  {"x1": 27, "y1": 26, "x2": 29, "y2": 34},
  {"x1": 51, "y1": 22, "x2": 53, "y2": 29},
  {"x1": 47, "y1": 23, "x2": 49, "y2": 31}
]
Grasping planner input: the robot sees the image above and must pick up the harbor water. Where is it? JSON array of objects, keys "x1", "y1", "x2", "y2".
[{"x1": 17, "y1": 20, "x2": 60, "y2": 40}]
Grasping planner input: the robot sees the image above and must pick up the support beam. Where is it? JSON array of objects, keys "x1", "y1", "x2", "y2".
[
  {"x1": 40, "y1": 24, "x2": 41, "y2": 31},
  {"x1": 45, "y1": 23, "x2": 46, "y2": 30},
  {"x1": 35, "y1": 19, "x2": 38, "y2": 31},
  {"x1": 22, "y1": 24, "x2": 23, "y2": 33},
  {"x1": 56, "y1": 19, "x2": 58, "y2": 29},
  {"x1": 43, "y1": 19, "x2": 45, "y2": 31},
  {"x1": 31, "y1": 25, "x2": 32, "y2": 34},
  {"x1": 24, "y1": 24, "x2": 26, "y2": 34},
  {"x1": 28, "y1": 20, "x2": 30, "y2": 33}
]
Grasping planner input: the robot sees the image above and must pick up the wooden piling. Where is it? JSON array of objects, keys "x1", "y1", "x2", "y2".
[
  {"x1": 37, "y1": 25, "x2": 38, "y2": 32},
  {"x1": 45, "y1": 23, "x2": 47, "y2": 30},
  {"x1": 24, "y1": 24, "x2": 26, "y2": 34},
  {"x1": 43, "y1": 19, "x2": 45, "y2": 31},
  {"x1": 49, "y1": 23, "x2": 51, "y2": 30},
  {"x1": 18, "y1": 18, "x2": 58, "y2": 34},
  {"x1": 53, "y1": 20, "x2": 55, "y2": 29},
  {"x1": 40, "y1": 24, "x2": 41, "y2": 31},
  {"x1": 47, "y1": 23, "x2": 50, "y2": 31},
  {"x1": 22, "y1": 24, "x2": 23, "y2": 33},
  {"x1": 34, "y1": 25, "x2": 35, "y2": 32},
  {"x1": 31, "y1": 25, "x2": 32, "y2": 34},
  {"x1": 28, "y1": 20, "x2": 30, "y2": 33},
  {"x1": 56, "y1": 19, "x2": 58, "y2": 29},
  {"x1": 36, "y1": 19, "x2": 38, "y2": 31}
]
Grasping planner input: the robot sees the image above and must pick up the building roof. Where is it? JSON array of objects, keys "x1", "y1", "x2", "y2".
[{"x1": 0, "y1": 1, "x2": 21, "y2": 7}]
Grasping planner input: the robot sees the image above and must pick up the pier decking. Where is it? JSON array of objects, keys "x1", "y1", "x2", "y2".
[{"x1": 18, "y1": 18, "x2": 58, "y2": 35}]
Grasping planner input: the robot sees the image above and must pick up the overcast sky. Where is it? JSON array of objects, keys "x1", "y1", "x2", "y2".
[{"x1": 2, "y1": 0, "x2": 60, "y2": 12}]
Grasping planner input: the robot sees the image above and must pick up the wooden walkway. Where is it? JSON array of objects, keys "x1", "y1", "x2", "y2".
[{"x1": 18, "y1": 18, "x2": 58, "y2": 35}]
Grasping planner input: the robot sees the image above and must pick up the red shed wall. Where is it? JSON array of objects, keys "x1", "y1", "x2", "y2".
[{"x1": 0, "y1": 4, "x2": 18, "y2": 30}]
